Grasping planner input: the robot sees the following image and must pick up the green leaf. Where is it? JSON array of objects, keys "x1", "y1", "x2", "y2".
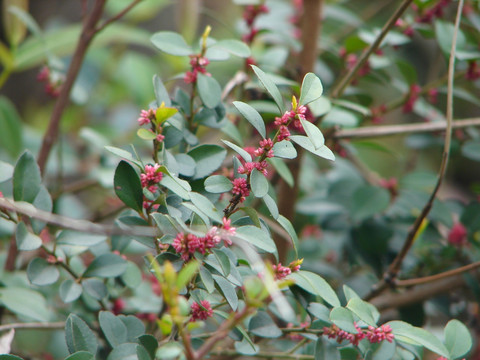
[
  {"x1": 290, "y1": 135, "x2": 335, "y2": 161},
  {"x1": 60, "y1": 279, "x2": 83, "y2": 303},
  {"x1": 389, "y1": 321, "x2": 449, "y2": 358},
  {"x1": 222, "y1": 139, "x2": 253, "y2": 162},
  {"x1": 351, "y1": 185, "x2": 390, "y2": 222},
  {"x1": 289, "y1": 271, "x2": 340, "y2": 307},
  {"x1": 57, "y1": 231, "x2": 107, "y2": 247},
  {"x1": 0, "y1": 160, "x2": 14, "y2": 182},
  {"x1": 0, "y1": 287, "x2": 51, "y2": 322},
  {"x1": 105, "y1": 146, "x2": 138, "y2": 164},
  {"x1": 199, "y1": 266, "x2": 216, "y2": 293},
  {"x1": 121, "y1": 261, "x2": 142, "y2": 289},
  {"x1": 249, "y1": 311, "x2": 282, "y2": 338},
  {"x1": 15, "y1": 221, "x2": 42, "y2": 251},
  {"x1": 160, "y1": 173, "x2": 191, "y2": 200},
  {"x1": 444, "y1": 319, "x2": 472, "y2": 359},
  {"x1": 212, "y1": 274, "x2": 238, "y2": 310},
  {"x1": 204, "y1": 175, "x2": 233, "y2": 193},
  {"x1": 189, "y1": 192, "x2": 223, "y2": 223},
  {"x1": 27, "y1": 257, "x2": 59, "y2": 286},
  {"x1": 176, "y1": 260, "x2": 199, "y2": 289},
  {"x1": 210, "y1": 39, "x2": 251, "y2": 57},
  {"x1": 267, "y1": 157, "x2": 294, "y2": 187},
  {"x1": 31, "y1": 185, "x2": 52, "y2": 234},
  {"x1": 82, "y1": 278, "x2": 108, "y2": 300},
  {"x1": 139, "y1": 335, "x2": 158, "y2": 360},
  {"x1": 435, "y1": 20, "x2": 466, "y2": 56},
  {"x1": 13, "y1": 150, "x2": 41, "y2": 203},
  {"x1": 462, "y1": 140, "x2": 480, "y2": 161},
  {"x1": 65, "y1": 314, "x2": 98, "y2": 355},
  {"x1": 151, "y1": 213, "x2": 179, "y2": 236},
  {"x1": 276, "y1": 215, "x2": 299, "y2": 257},
  {"x1": 250, "y1": 168, "x2": 269, "y2": 198},
  {"x1": 153, "y1": 74, "x2": 171, "y2": 107},
  {"x1": 0, "y1": 355, "x2": 25, "y2": 360},
  {"x1": 114, "y1": 160, "x2": 143, "y2": 212},
  {"x1": 343, "y1": 285, "x2": 361, "y2": 301},
  {"x1": 251, "y1": 65, "x2": 285, "y2": 113},
  {"x1": 106, "y1": 343, "x2": 139, "y2": 360},
  {"x1": 156, "y1": 342, "x2": 183, "y2": 360},
  {"x1": 0, "y1": 97, "x2": 22, "y2": 158},
  {"x1": 83, "y1": 253, "x2": 128, "y2": 278},
  {"x1": 235, "y1": 225, "x2": 277, "y2": 254},
  {"x1": 65, "y1": 352, "x2": 94, "y2": 360},
  {"x1": 119, "y1": 315, "x2": 146, "y2": 342},
  {"x1": 329, "y1": 307, "x2": 357, "y2": 333},
  {"x1": 137, "y1": 128, "x2": 157, "y2": 140},
  {"x1": 239, "y1": 207, "x2": 261, "y2": 228},
  {"x1": 150, "y1": 31, "x2": 193, "y2": 56},
  {"x1": 197, "y1": 73, "x2": 221, "y2": 109},
  {"x1": 232, "y1": 101, "x2": 266, "y2": 139},
  {"x1": 346, "y1": 298, "x2": 378, "y2": 327},
  {"x1": 99, "y1": 311, "x2": 128, "y2": 348},
  {"x1": 308, "y1": 302, "x2": 331, "y2": 324},
  {"x1": 272, "y1": 140, "x2": 297, "y2": 159},
  {"x1": 262, "y1": 194, "x2": 279, "y2": 219},
  {"x1": 300, "y1": 118, "x2": 325, "y2": 149},
  {"x1": 299, "y1": 72, "x2": 323, "y2": 106},
  {"x1": 188, "y1": 145, "x2": 227, "y2": 180}
]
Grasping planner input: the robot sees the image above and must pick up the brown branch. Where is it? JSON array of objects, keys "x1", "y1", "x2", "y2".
[
  {"x1": 333, "y1": 117, "x2": 480, "y2": 140},
  {"x1": 330, "y1": 0, "x2": 414, "y2": 99},
  {"x1": 0, "y1": 322, "x2": 65, "y2": 332},
  {"x1": 95, "y1": 0, "x2": 141, "y2": 33},
  {"x1": 0, "y1": 198, "x2": 159, "y2": 237},
  {"x1": 365, "y1": 0, "x2": 465, "y2": 301},
  {"x1": 396, "y1": 261, "x2": 480, "y2": 287}
]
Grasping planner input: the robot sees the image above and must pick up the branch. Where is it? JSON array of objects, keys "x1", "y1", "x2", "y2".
[
  {"x1": 0, "y1": 198, "x2": 160, "y2": 237},
  {"x1": 95, "y1": 0, "x2": 141, "y2": 32},
  {"x1": 365, "y1": 0, "x2": 465, "y2": 301},
  {"x1": 396, "y1": 261, "x2": 480, "y2": 287},
  {"x1": 332, "y1": 117, "x2": 480, "y2": 140},
  {"x1": 330, "y1": 0, "x2": 414, "y2": 99},
  {"x1": 0, "y1": 322, "x2": 65, "y2": 332},
  {"x1": 210, "y1": 350, "x2": 314, "y2": 360}
]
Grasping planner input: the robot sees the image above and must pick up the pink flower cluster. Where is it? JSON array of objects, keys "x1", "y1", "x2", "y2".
[
  {"x1": 323, "y1": 323, "x2": 394, "y2": 346},
  {"x1": 232, "y1": 177, "x2": 250, "y2": 201},
  {"x1": 137, "y1": 109, "x2": 155, "y2": 126},
  {"x1": 141, "y1": 164, "x2": 163, "y2": 191},
  {"x1": 172, "y1": 218, "x2": 236, "y2": 261},
  {"x1": 184, "y1": 55, "x2": 210, "y2": 84},
  {"x1": 413, "y1": 0, "x2": 451, "y2": 24},
  {"x1": 467, "y1": 61, "x2": 480, "y2": 81},
  {"x1": 254, "y1": 138, "x2": 274, "y2": 158},
  {"x1": 370, "y1": 104, "x2": 387, "y2": 124},
  {"x1": 448, "y1": 222, "x2": 468, "y2": 247},
  {"x1": 238, "y1": 160, "x2": 268, "y2": 176},
  {"x1": 273, "y1": 103, "x2": 309, "y2": 141},
  {"x1": 37, "y1": 65, "x2": 63, "y2": 97},
  {"x1": 191, "y1": 300, "x2": 213, "y2": 321},
  {"x1": 272, "y1": 259, "x2": 302, "y2": 280},
  {"x1": 403, "y1": 84, "x2": 421, "y2": 113},
  {"x1": 242, "y1": 4, "x2": 268, "y2": 44}
]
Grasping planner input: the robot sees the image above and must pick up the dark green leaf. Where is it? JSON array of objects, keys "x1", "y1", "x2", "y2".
[
  {"x1": 118, "y1": 315, "x2": 146, "y2": 342},
  {"x1": 212, "y1": 249, "x2": 231, "y2": 276},
  {"x1": 150, "y1": 31, "x2": 192, "y2": 56},
  {"x1": 251, "y1": 65, "x2": 285, "y2": 113},
  {"x1": 188, "y1": 145, "x2": 227, "y2": 180},
  {"x1": 197, "y1": 73, "x2": 221, "y2": 109},
  {"x1": 82, "y1": 278, "x2": 108, "y2": 300},
  {"x1": 277, "y1": 215, "x2": 299, "y2": 257},
  {"x1": 99, "y1": 311, "x2": 128, "y2": 348},
  {"x1": 204, "y1": 175, "x2": 233, "y2": 193},
  {"x1": 83, "y1": 253, "x2": 128, "y2": 278},
  {"x1": 351, "y1": 185, "x2": 390, "y2": 222},
  {"x1": 290, "y1": 135, "x2": 335, "y2": 161},
  {"x1": 13, "y1": 150, "x2": 41, "y2": 203},
  {"x1": 272, "y1": 140, "x2": 297, "y2": 159},
  {"x1": 0, "y1": 97, "x2": 22, "y2": 157},
  {"x1": 232, "y1": 101, "x2": 266, "y2": 139},
  {"x1": 289, "y1": 271, "x2": 340, "y2": 307},
  {"x1": 65, "y1": 314, "x2": 98, "y2": 355},
  {"x1": 222, "y1": 139, "x2": 252, "y2": 162},
  {"x1": 249, "y1": 311, "x2": 282, "y2": 338},
  {"x1": 27, "y1": 257, "x2": 59, "y2": 286},
  {"x1": 114, "y1": 160, "x2": 143, "y2": 212},
  {"x1": 139, "y1": 335, "x2": 158, "y2": 360},
  {"x1": 444, "y1": 319, "x2": 472, "y2": 359},
  {"x1": 60, "y1": 279, "x2": 83, "y2": 303},
  {"x1": 0, "y1": 355, "x2": 25, "y2": 360},
  {"x1": 199, "y1": 266, "x2": 216, "y2": 293},
  {"x1": 213, "y1": 274, "x2": 238, "y2": 310},
  {"x1": 15, "y1": 221, "x2": 42, "y2": 251},
  {"x1": 250, "y1": 168, "x2": 269, "y2": 198},
  {"x1": 239, "y1": 207, "x2": 261, "y2": 227},
  {"x1": 153, "y1": 74, "x2": 171, "y2": 107},
  {"x1": 121, "y1": 261, "x2": 142, "y2": 289},
  {"x1": 299, "y1": 72, "x2": 323, "y2": 106}
]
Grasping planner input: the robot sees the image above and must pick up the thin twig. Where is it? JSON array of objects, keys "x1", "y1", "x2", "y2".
[
  {"x1": 210, "y1": 350, "x2": 314, "y2": 360},
  {"x1": 330, "y1": 0, "x2": 414, "y2": 99},
  {"x1": 95, "y1": 0, "x2": 141, "y2": 33},
  {"x1": 365, "y1": 0, "x2": 465, "y2": 301},
  {"x1": 396, "y1": 261, "x2": 480, "y2": 287},
  {"x1": 333, "y1": 117, "x2": 480, "y2": 139},
  {"x1": 0, "y1": 322, "x2": 65, "y2": 332},
  {"x1": 0, "y1": 198, "x2": 160, "y2": 237}
]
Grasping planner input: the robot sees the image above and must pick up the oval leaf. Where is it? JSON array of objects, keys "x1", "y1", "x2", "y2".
[
  {"x1": 289, "y1": 270, "x2": 340, "y2": 308},
  {"x1": 250, "y1": 168, "x2": 269, "y2": 198},
  {"x1": 251, "y1": 65, "x2": 285, "y2": 113},
  {"x1": 83, "y1": 253, "x2": 128, "y2": 278},
  {"x1": 27, "y1": 257, "x2": 59, "y2": 286},
  {"x1": 114, "y1": 160, "x2": 143, "y2": 212},
  {"x1": 65, "y1": 314, "x2": 98, "y2": 355},
  {"x1": 197, "y1": 73, "x2": 221, "y2": 109},
  {"x1": 232, "y1": 101, "x2": 266, "y2": 139},
  {"x1": 204, "y1": 175, "x2": 233, "y2": 193},
  {"x1": 150, "y1": 31, "x2": 193, "y2": 56},
  {"x1": 299, "y1": 72, "x2": 323, "y2": 106}
]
